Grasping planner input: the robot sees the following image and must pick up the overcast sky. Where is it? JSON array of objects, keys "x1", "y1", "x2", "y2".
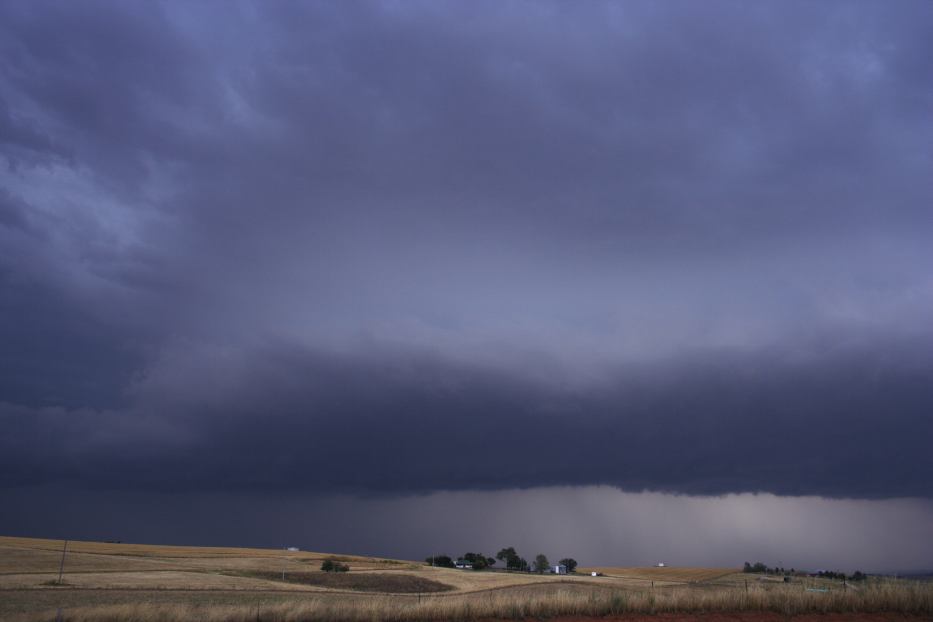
[{"x1": 1, "y1": 1, "x2": 932, "y2": 571}]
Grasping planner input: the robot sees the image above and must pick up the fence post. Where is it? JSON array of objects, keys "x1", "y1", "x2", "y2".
[{"x1": 57, "y1": 540, "x2": 68, "y2": 584}]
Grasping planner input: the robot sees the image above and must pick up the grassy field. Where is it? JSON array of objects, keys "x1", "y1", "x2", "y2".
[
  {"x1": 577, "y1": 566, "x2": 737, "y2": 584},
  {"x1": 2, "y1": 536, "x2": 930, "y2": 621}
]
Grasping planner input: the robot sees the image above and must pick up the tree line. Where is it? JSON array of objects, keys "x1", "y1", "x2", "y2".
[
  {"x1": 426, "y1": 547, "x2": 577, "y2": 574},
  {"x1": 743, "y1": 562, "x2": 866, "y2": 581}
]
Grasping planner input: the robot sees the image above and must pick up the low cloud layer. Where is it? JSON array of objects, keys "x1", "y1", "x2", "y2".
[{"x1": 2, "y1": 0, "x2": 932, "y2": 510}]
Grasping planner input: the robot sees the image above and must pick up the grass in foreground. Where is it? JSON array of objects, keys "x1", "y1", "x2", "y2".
[{"x1": 11, "y1": 580, "x2": 933, "y2": 621}]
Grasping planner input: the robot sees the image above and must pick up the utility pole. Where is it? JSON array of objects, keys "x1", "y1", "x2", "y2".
[{"x1": 57, "y1": 540, "x2": 68, "y2": 584}]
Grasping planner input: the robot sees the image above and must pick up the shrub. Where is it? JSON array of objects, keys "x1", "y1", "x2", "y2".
[{"x1": 321, "y1": 558, "x2": 349, "y2": 572}]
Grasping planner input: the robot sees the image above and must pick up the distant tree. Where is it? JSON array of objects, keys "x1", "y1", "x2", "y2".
[
  {"x1": 851, "y1": 571, "x2": 866, "y2": 582},
  {"x1": 519, "y1": 557, "x2": 529, "y2": 572},
  {"x1": 425, "y1": 555, "x2": 455, "y2": 568},
  {"x1": 559, "y1": 558, "x2": 578, "y2": 573},
  {"x1": 497, "y1": 547, "x2": 516, "y2": 564},
  {"x1": 486, "y1": 557, "x2": 496, "y2": 568},
  {"x1": 533, "y1": 554, "x2": 550, "y2": 574},
  {"x1": 497, "y1": 547, "x2": 524, "y2": 571},
  {"x1": 743, "y1": 562, "x2": 752, "y2": 573}
]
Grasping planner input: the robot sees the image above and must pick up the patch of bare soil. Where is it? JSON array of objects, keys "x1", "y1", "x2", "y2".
[{"x1": 249, "y1": 571, "x2": 454, "y2": 593}]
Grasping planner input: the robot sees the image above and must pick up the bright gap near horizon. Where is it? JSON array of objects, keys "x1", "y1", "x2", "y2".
[{"x1": 4, "y1": 486, "x2": 932, "y2": 573}]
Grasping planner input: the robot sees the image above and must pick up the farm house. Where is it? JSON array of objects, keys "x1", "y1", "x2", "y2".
[{"x1": 553, "y1": 564, "x2": 568, "y2": 575}]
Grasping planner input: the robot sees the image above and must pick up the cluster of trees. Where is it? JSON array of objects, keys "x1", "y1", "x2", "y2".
[
  {"x1": 424, "y1": 553, "x2": 495, "y2": 569},
  {"x1": 528, "y1": 553, "x2": 577, "y2": 574},
  {"x1": 497, "y1": 547, "x2": 577, "y2": 573},
  {"x1": 462, "y1": 552, "x2": 497, "y2": 570},
  {"x1": 743, "y1": 562, "x2": 794, "y2": 575},
  {"x1": 320, "y1": 558, "x2": 349, "y2": 572},
  {"x1": 743, "y1": 562, "x2": 867, "y2": 581},
  {"x1": 426, "y1": 548, "x2": 577, "y2": 575},
  {"x1": 496, "y1": 547, "x2": 528, "y2": 571}
]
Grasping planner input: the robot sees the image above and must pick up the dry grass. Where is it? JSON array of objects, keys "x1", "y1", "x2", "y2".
[
  {"x1": 241, "y1": 571, "x2": 454, "y2": 593},
  {"x1": 6, "y1": 580, "x2": 932, "y2": 621},
  {"x1": 0, "y1": 537, "x2": 300, "y2": 559},
  {"x1": 3, "y1": 537, "x2": 930, "y2": 621},
  {"x1": 414, "y1": 566, "x2": 596, "y2": 592},
  {"x1": 0, "y1": 570, "x2": 318, "y2": 591},
  {"x1": 0, "y1": 544, "x2": 195, "y2": 574},
  {"x1": 0, "y1": 536, "x2": 585, "y2": 595},
  {"x1": 0, "y1": 536, "x2": 412, "y2": 573},
  {"x1": 578, "y1": 566, "x2": 737, "y2": 583}
]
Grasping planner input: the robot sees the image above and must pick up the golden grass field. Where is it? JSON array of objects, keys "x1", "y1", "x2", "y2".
[
  {"x1": 577, "y1": 567, "x2": 736, "y2": 584},
  {"x1": 1, "y1": 536, "x2": 930, "y2": 621}
]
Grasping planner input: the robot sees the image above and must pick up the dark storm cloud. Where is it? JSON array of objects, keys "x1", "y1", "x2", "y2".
[
  {"x1": 2, "y1": 335, "x2": 931, "y2": 497},
  {"x1": 1, "y1": 1, "x2": 932, "y2": 499}
]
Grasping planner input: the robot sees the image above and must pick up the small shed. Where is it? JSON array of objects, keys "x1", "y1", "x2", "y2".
[
  {"x1": 554, "y1": 564, "x2": 568, "y2": 575},
  {"x1": 454, "y1": 560, "x2": 473, "y2": 569},
  {"x1": 657, "y1": 562, "x2": 666, "y2": 567}
]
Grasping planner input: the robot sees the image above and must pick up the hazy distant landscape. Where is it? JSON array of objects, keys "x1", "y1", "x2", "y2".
[{"x1": 2, "y1": 537, "x2": 930, "y2": 621}]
